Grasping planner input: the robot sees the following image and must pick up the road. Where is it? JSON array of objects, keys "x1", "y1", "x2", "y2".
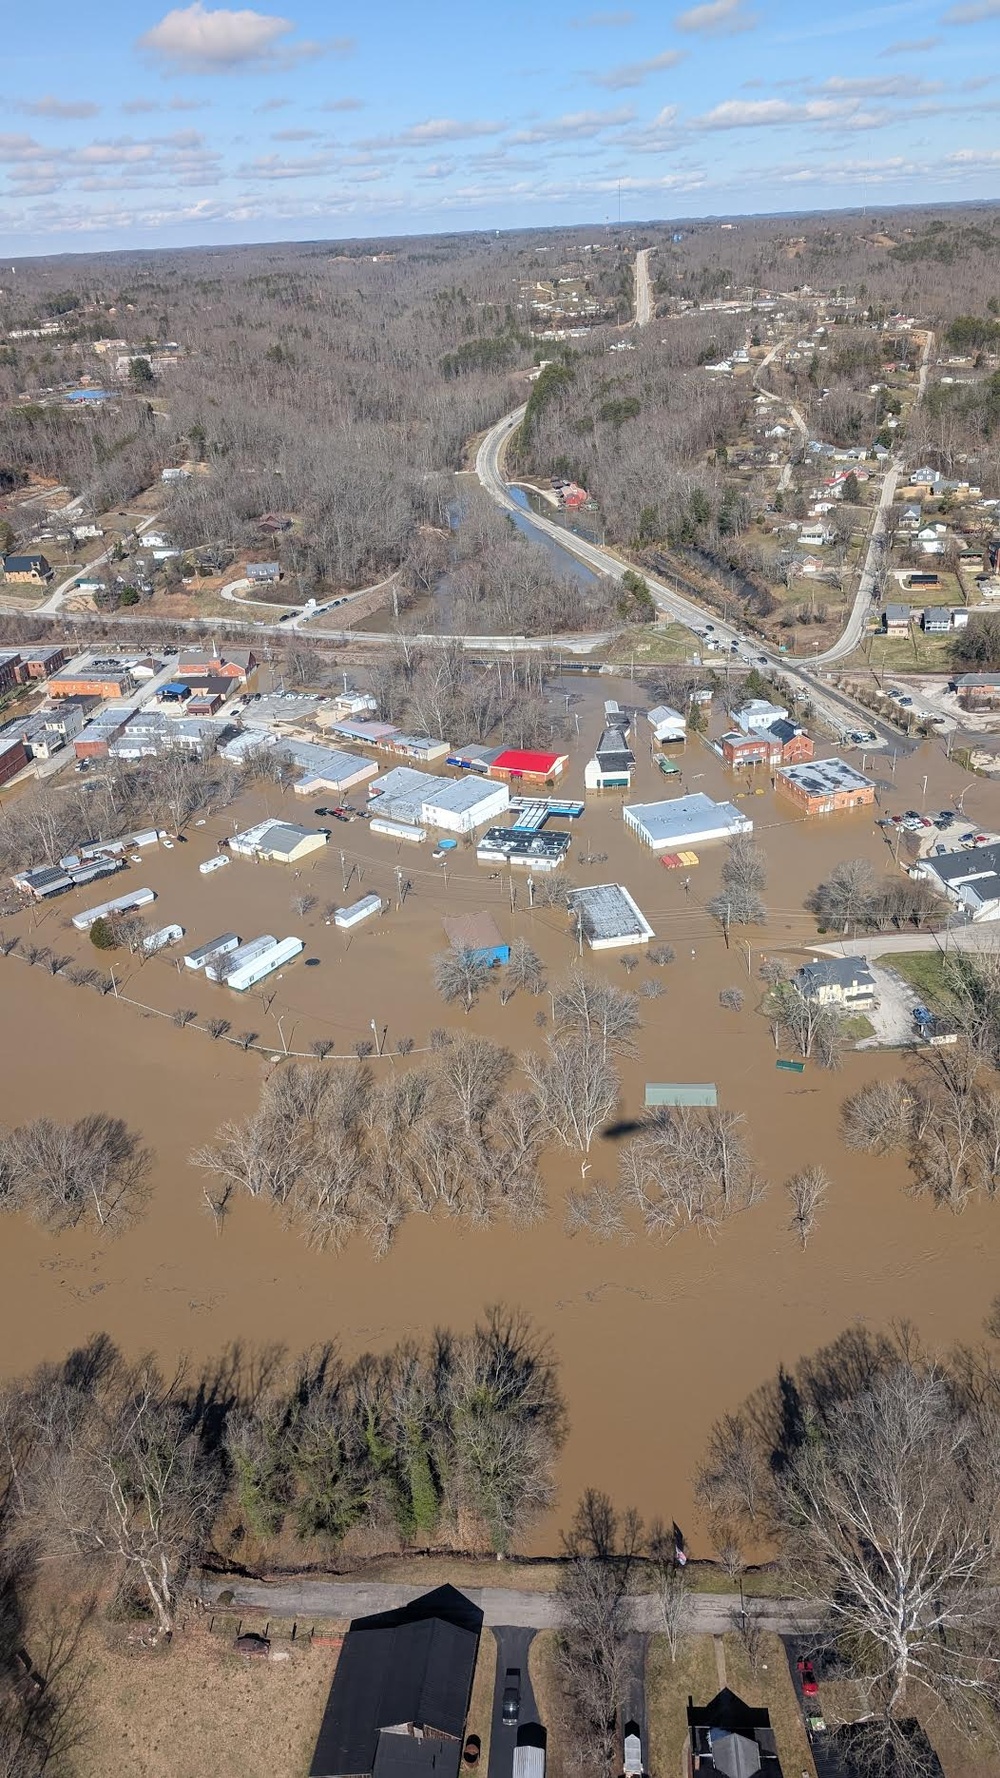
[
  {"x1": 39, "y1": 513, "x2": 161, "y2": 615},
  {"x1": 815, "y1": 922, "x2": 1000, "y2": 961},
  {"x1": 633, "y1": 248, "x2": 653, "y2": 328},
  {"x1": 813, "y1": 458, "x2": 900, "y2": 665},
  {"x1": 191, "y1": 1574, "x2": 822, "y2": 1635},
  {"x1": 474, "y1": 408, "x2": 901, "y2": 747},
  {"x1": 488, "y1": 1627, "x2": 541, "y2": 1778}
]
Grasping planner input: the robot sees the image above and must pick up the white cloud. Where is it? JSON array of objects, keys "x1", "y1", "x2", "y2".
[
  {"x1": 590, "y1": 49, "x2": 684, "y2": 89},
  {"x1": 360, "y1": 117, "x2": 504, "y2": 149},
  {"x1": 694, "y1": 95, "x2": 888, "y2": 128},
  {"x1": 879, "y1": 35, "x2": 941, "y2": 53},
  {"x1": 819, "y1": 75, "x2": 942, "y2": 95},
  {"x1": 674, "y1": 0, "x2": 756, "y2": 35},
  {"x1": 509, "y1": 105, "x2": 635, "y2": 143},
  {"x1": 136, "y1": 3, "x2": 350, "y2": 72},
  {"x1": 21, "y1": 96, "x2": 100, "y2": 119},
  {"x1": 271, "y1": 127, "x2": 321, "y2": 140},
  {"x1": 942, "y1": 0, "x2": 1000, "y2": 18},
  {"x1": 254, "y1": 96, "x2": 291, "y2": 112},
  {"x1": 320, "y1": 96, "x2": 364, "y2": 111}
]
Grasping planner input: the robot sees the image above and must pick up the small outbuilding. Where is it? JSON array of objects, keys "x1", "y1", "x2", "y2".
[{"x1": 442, "y1": 911, "x2": 509, "y2": 966}]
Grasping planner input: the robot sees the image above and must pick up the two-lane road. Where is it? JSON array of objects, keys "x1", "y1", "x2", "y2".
[{"x1": 633, "y1": 248, "x2": 653, "y2": 329}]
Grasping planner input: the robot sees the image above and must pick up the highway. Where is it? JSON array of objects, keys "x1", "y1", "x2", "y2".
[
  {"x1": 633, "y1": 247, "x2": 653, "y2": 328},
  {"x1": 474, "y1": 407, "x2": 902, "y2": 746}
]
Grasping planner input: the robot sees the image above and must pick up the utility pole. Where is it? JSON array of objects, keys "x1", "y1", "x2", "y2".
[
  {"x1": 724, "y1": 901, "x2": 731, "y2": 950},
  {"x1": 340, "y1": 849, "x2": 348, "y2": 893},
  {"x1": 527, "y1": 875, "x2": 535, "y2": 909},
  {"x1": 370, "y1": 1017, "x2": 383, "y2": 1056},
  {"x1": 395, "y1": 866, "x2": 404, "y2": 909},
  {"x1": 745, "y1": 941, "x2": 752, "y2": 978}
]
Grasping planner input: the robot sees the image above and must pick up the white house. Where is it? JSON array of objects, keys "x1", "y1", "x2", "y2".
[
  {"x1": 734, "y1": 699, "x2": 788, "y2": 734},
  {"x1": 646, "y1": 704, "x2": 687, "y2": 744}
]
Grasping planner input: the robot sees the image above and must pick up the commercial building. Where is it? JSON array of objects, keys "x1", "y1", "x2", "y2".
[
  {"x1": 566, "y1": 883, "x2": 654, "y2": 950},
  {"x1": 476, "y1": 828, "x2": 570, "y2": 870},
  {"x1": 722, "y1": 723, "x2": 813, "y2": 771},
  {"x1": 646, "y1": 704, "x2": 687, "y2": 744},
  {"x1": 14, "y1": 645, "x2": 67, "y2": 681},
  {"x1": 795, "y1": 957, "x2": 877, "y2": 1011},
  {"x1": 733, "y1": 699, "x2": 788, "y2": 734},
  {"x1": 229, "y1": 821, "x2": 328, "y2": 864},
  {"x1": 0, "y1": 653, "x2": 22, "y2": 697},
  {"x1": 368, "y1": 766, "x2": 509, "y2": 833},
  {"x1": 0, "y1": 736, "x2": 28, "y2": 786},
  {"x1": 442, "y1": 911, "x2": 509, "y2": 966},
  {"x1": 109, "y1": 713, "x2": 227, "y2": 760},
  {"x1": 914, "y1": 840, "x2": 1000, "y2": 920},
  {"x1": 309, "y1": 1585, "x2": 482, "y2": 1778},
  {"x1": 776, "y1": 757, "x2": 875, "y2": 815},
  {"x1": 956, "y1": 673, "x2": 1000, "y2": 710},
  {"x1": 623, "y1": 792, "x2": 752, "y2": 852},
  {"x1": 49, "y1": 658, "x2": 136, "y2": 700},
  {"x1": 74, "y1": 716, "x2": 129, "y2": 759},
  {"x1": 177, "y1": 648, "x2": 256, "y2": 684},
  {"x1": 487, "y1": 748, "x2": 568, "y2": 784}
]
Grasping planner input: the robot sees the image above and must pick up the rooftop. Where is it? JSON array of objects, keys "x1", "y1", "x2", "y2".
[
  {"x1": 924, "y1": 841, "x2": 1000, "y2": 886},
  {"x1": 778, "y1": 757, "x2": 873, "y2": 796},
  {"x1": 797, "y1": 957, "x2": 876, "y2": 992},
  {"x1": 566, "y1": 882, "x2": 654, "y2": 945},
  {"x1": 624, "y1": 792, "x2": 752, "y2": 848}
]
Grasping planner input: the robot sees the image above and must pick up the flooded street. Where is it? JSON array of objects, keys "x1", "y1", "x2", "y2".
[{"x1": 1, "y1": 679, "x2": 998, "y2": 1551}]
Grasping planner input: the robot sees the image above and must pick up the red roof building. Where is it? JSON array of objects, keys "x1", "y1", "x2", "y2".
[{"x1": 487, "y1": 748, "x2": 568, "y2": 783}]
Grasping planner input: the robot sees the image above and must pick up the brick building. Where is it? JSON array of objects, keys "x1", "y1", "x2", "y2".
[{"x1": 776, "y1": 756, "x2": 875, "y2": 815}]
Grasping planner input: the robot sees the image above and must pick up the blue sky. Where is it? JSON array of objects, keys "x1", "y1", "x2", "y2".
[{"x1": 4, "y1": 0, "x2": 1000, "y2": 255}]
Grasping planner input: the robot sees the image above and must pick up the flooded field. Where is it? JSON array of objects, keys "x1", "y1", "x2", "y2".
[{"x1": 1, "y1": 680, "x2": 998, "y2": 1551}]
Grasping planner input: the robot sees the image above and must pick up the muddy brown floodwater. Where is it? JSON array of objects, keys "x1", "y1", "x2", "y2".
[{"x1": 1, "y1": 676, "x2": 998, "y2": 1552}]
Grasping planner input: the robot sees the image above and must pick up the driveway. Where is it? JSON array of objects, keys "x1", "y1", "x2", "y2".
[
  {"x1": 487, "y1": 1626, "x2": 542, "y2": 1778},
  {"x1": 859, "y1": 961, "x2": 922, "y2": 1048}
]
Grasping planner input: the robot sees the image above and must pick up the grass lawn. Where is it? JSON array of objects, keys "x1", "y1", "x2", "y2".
[
  {"x1": 528, "y1": 1630, "x2": 566, "y2": 1778},
  {"x1": 858, "y1": 632, "x2": 957, "y2": 671},
  {"x1": 722, "y1": 1630, "x2": 817, "y2": 1778},
  {"x1": 595, "y1": 624, "x2": 696, "y2": 665},
  {"x1": 646, "y1": 1633, "x2": 719, "y2": 1778},
  {"x1": 466, "y1": 1627, "x2": 496, "y2": 1771},
  {"x1": 73, "y1": 1605, "x2": 336, "y2": 1778},
  {"x1": 842, "y1": 1014, "x2": 876, "y2": 1041},
  {"x1": 878, "y1": 949, "x2": 968, "y2": 1013}
]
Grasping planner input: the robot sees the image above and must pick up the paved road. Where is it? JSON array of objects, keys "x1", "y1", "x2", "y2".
[
  {"x1": 192, "y1": 1574, "x2": 823, "y2": 1634},
  {"x1": 489, "y1": 1627, "x2": 541, "y2": 1778},
  {"x1": 474, "y1": 408, "x2": 902, "y2": 748},
  {"x1": 815, "y1": 922, "x2": 1000, "y2": 961},
  {"x1": 39, "y1": 513, "x2": 160, "y2": 615},
  {"x1": 814, "y1": 459, "x2": 900, "y2": 665},
  {"x1": 633, "y1": 248, "x2": 653, "y2": 328}
]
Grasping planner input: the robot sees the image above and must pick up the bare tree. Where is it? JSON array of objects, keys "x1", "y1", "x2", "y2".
[
  {"x1": 841, "y1": 1078, "x2": 916, "y2": 1152},
  {"x1": 433, "y1": 946, "x2": 491, "y2": 1013},
  {"x1": 523, "y1": 1035, "x2": 619, "y2": 1160},
  {"x1": 1, "y1": 1115, "x2": 152, "y2": 1235},
  {"x1": 621, "y1": 1107, "x2": 765, "y2": 1239},
  {"x1": 310, "y1": 1038, "x2": 334, "y2": 1060},
  {"x1": 648, "y1": 944, "x2": 675, "y2": 967},
  {"x1": 552, "y1": 971, "x2": 640, "y2": 1060},
  {"x1": 808, "y1": 857, "x2": 878, "y2": 934},
  {"x1": 565, "y1": 1178, "x2": 632, "y2": 1243},
  {"x1": 173, "y1": 1007, "x2": 197, "y2": 1028},
  {"x1": 506, "y1": 937, "x2": 545, "y2": 995},
  {"x1": 206, "y1": 1017, "x2": 231, "y2": 1041},
  {"x1": 438, "y1": 1036, "x2": 512, "y2": 1136},
  {"x1": 763, "y1": 981, "x2": 846, "y2": 1068},
  {"x1": 719, "y1": 986, "x2": 744, "y2": 1011},
  {"x1": 785, "y1": 1165, "x2": 829, "y2": 1247}
]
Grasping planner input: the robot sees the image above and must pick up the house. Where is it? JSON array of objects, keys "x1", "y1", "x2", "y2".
[
  {"x1": 687, "y1": 1688, "x2": 783, "y2": 1777},
  {"x1": 487, "y1": 748, "x2": 568, "y2": 785},
  {"x1": 917, "y1": 525, "x2": 947, "y2": 555},
  {"x1": 442, "y1": 911, "x2": 510, "y2": 966},
  {"x1": 795, "y1": 956, "x2": 877, "y2": 1011},
  {"x1": 915, "y1": 841, "x2": 1000, "y2": 921},
  {"x1": 245, "y1": 562, "x2": 280, "y2": 582},
  {"x1": 733, "y1": 699, "x2": 788, "y2": 735},
  {"x1": 309, "y1": 1586, "x2": 482, "y2": 1778},
  {"x1": 647, "y1": 704, "x2": 687, "y2": 744},
  {"x1": 3, "y1": 553, "x2": 52, "y2": 584},
  {"x1": 882, "y1": 604, "x2": 911, "y2": 636},
  {"x1": 160, "y1": 466, "x2": 191, "y2": 482},
  {"x1": 722, "y1": 732, "x2": 771, "y2": 770},
  {"x1": 584, "y1": 728, "x2": 635, "y2": 791},
  {"x1": 0, "y1": 737, "x2": 28, "y2": 786},
  {"x1": 956, "y1": 673, "x2": 1000, "y2": 710},
  {"x1": 258, "y1": 512, "x2": 293, "y2": 534},
  {"x1": 921, "y1": 608, "x2": 951, "y2": 635},
  {"x1": 776, "y1": 757, "x2": 875, "y2": 815},
  {"x1": 798, "y1": 523, "x2": 833, "y2": 547}
]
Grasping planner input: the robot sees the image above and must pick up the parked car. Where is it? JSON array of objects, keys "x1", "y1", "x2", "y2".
[
  {"x1": 797, "y1": 1657, "x2": 819, "y2": 1697},
  {"x1": 502, "y1": 1670, "x2": 521, "y2": 1727}
]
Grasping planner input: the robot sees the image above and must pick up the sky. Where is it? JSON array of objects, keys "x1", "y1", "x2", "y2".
[{"x1": 3, "y1": 0, "x2": 1000, "y2": 256}]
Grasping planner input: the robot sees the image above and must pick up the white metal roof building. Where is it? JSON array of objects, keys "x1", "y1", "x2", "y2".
[
  {"x1": 229, "y1": 821, "x2": 328, "y2": 863},
  {"x1": 623, "y1": 792, "x2": 752, "y2": 851},
  {"x1": 566, "y1": 883, "x2": 654, "y2": 950},
  {"x1": 646, "y1": 704, "x2": 687, "y2": 743},
  {"x1": 368, "y1": 765, "x2": 509, "y2": 833},
  {"x1": 734, "y1": 699, "x2": 788, "y2": 734}
]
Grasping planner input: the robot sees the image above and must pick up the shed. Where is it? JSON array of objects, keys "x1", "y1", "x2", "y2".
[
  {"x1": 644, "y1": 1083, "x2": 718, "y2": 1107},
  {"x1": 442, "y1": 912, "x2": 509, "y2": 966}
]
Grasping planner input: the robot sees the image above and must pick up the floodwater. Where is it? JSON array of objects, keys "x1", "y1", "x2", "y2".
[{"x1": 1, "y1": 685, "x2": 998, "y2": 1554}]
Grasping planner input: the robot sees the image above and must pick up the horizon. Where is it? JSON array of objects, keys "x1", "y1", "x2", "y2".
[{"x1": 4, "y1": 0, "x2": 1000, "y2": 257}]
